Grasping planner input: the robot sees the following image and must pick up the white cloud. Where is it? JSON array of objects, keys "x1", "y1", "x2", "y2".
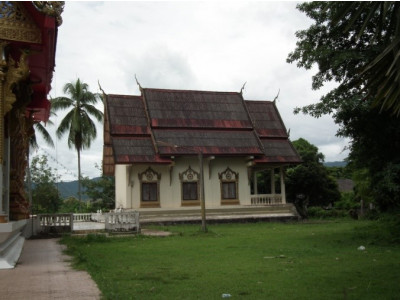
[{"x1": 36, "y1": 1, "x2": 349, "y2": 180}]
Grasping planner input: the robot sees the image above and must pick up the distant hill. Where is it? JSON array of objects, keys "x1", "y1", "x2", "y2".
[
  {"x1": 324, "y1": 161, "x2": 347, "y2": 167},
  {"x1": 56, "y1": 177, "x2": 101, "y2": 200}
]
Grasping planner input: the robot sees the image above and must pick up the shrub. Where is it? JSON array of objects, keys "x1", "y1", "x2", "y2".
[
  {"x1": 334, "y1": 192, "x2": 359, "y2": 210},
  {"x1": 307, "y1": 206, "x2": 348, "y2": 219}
]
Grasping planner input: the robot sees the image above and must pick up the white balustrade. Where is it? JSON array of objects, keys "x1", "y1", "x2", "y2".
[
  {"x1": 251, "y1": 194, "x2": 282, "y2": 206},
  {"x1": 39, "y1": 214, "x2": 73, "y2": 232},
  {"x1": 105, "y1": 212, "x2": 140, "y2": 232},
  {"x1": 73, "y1": 213, "x2": 92, "y2": 222}
]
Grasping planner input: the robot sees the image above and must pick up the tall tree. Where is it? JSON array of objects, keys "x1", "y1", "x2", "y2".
[
  {"x1": 51, "y1": 79, "x2": 103, "y2": 202},
  {"x1": 30, "y1": 155, "x2": 62, "y2": 213},
  {"x1": 286, "y1": 138, "x2": 340, "y2": 218},
  {"x1": 29, "y1": 121, "x2": 55, "y2": 150},
  {"x1": 288, "y1": 2, "x2": 400, "y2": 115},
  {"x1": 287, "y1": 2, "x2": 400, "y2": 211}
]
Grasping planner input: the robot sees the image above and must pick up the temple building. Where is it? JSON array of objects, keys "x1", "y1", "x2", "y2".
[
  {"x1": 0, "y1": 1, "x2": 63, "y2": 268},
  {"x1": 103, "y1": 87, "x2": 301, "y2": 212}
]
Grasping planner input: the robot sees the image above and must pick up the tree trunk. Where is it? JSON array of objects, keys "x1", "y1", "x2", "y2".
[{"x1": 77, "y1": 148, "x2": 82, "y2": 207}]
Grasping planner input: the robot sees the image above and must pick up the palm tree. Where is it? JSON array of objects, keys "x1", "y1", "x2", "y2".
[
  {"x1": 51, "y1": 79, "x2": 103, "y2": 203},
  {"x1": 30, "y1": 119, "x2": 55, "y2": 150}
]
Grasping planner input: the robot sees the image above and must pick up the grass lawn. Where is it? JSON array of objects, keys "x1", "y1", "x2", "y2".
[{"x1": 61, "y1": 220, "x2": 400, "y2": 299}]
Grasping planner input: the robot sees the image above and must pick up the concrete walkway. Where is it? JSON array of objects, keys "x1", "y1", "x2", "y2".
[{"x1": 0, "y1": 239, "x2": 101, "y2": 300}]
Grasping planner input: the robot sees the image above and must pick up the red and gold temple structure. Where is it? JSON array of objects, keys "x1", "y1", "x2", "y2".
[{"x1": 0, "y1": 1, "x2": 63, "y2": 268}]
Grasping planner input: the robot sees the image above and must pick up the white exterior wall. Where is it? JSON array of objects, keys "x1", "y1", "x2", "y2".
[
  {"x1": 115, "y1": 156, "x2": 252, "y2": 210},
  {"x1": 115, "y1": 165, "x2": 132, "y2": 209}
]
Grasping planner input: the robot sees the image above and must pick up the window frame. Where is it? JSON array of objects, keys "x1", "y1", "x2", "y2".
[
  {"x1": 219, "y1": 167, "x2": 240, "y2": 205},
  {"x1": 138, "y1": 167, "x2": 161, "y2": 208},
  {"x1": 179, "y1": 166, "x2": 200, "y2": 206}
]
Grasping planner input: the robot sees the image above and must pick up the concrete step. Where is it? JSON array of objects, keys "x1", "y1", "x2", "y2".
[{"x1": 138, "y1": 204, "x2": 298, "y2": 224}]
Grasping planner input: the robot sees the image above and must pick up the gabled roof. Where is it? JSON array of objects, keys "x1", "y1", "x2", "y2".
[
  {"x1": 107, "y1": 95, "x2": 149, "y2": 136},
  {"x1": 246, "y1": 100, "x2": 300, "y2": 163},
  {"x1": 245, "y1": 101, "x2": 288, "y2": 138},
  {"x1": 143, "y1": 89, "x2": 253, "y2": 129},
  {"x1": 154, "y1": 129, "x2": 263, "y2": 156},
  {"x1": 103, "y1": 87, "x2": 301, "y2": 175}
]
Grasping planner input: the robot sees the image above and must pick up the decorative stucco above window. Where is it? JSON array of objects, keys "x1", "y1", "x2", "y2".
[
  {"x1": 179, "y1": 166, "x2": 200, "y2": 206},
  {"x1": 219, "y1": 167, "x2": 239, "y2": 205},
  {"x1": 138, "y1": 167, "x2": 161, "y2": 208}
]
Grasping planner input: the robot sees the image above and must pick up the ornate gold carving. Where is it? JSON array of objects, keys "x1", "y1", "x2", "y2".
[
  {"x1": 139, "y1": 167, "x2": 161, "y2": 182},
  {"x1": 0, "y1": 2, "x2": 42, "y2": 44},
  {"x1": 218, "y1": 167, "x2": 239, "y2": 181},
  {"x1": 34, "y1": 1, "x2": 65, "y2": 26},
  {"x1": 179, "y1": 166, "x2": 199, "y2": 182},
  {"x1": 3, "y1": 49, "x2": 30, "y2": 115},
  {"x1": 9, "y1": 98, "x2": 34, "y2": 220}
]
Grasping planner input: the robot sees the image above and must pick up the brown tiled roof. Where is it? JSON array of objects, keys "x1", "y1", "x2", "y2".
[
  {"x1": 103, "y1": 87, "x2": 301, "y2": 171},
  {"x1": 337, "y1": 179, "x2": 354, "y2": 192},
  {"x1": 112, "y1": 137, "x2": 171, "y2": 164},
  {"x1": 256, "y1": 139, "x2": 301, "y2": 163},
  {"x1": 107, "y1": 94, "x2": 149, "y2": 136},
  {"x1": 103, "y1": 97, "x2": 114, "y2": 175},
  {"x1": 154, "y1": 129, "x2": 263, "y2": 155},
  {"x1": 245, "y1": 101, "x2": 288, "y2": 138},
  {"x1": 246, "y1": 100, "x2": 301, "y2": 164},
  {"x1": 143, "y1": 88, "x2": 253, "y2": 129}
]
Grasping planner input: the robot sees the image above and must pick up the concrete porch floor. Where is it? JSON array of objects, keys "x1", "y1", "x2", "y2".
[
  {"x1": 73, "y1": 204, "x2": 298, "y2": 232},
  {"x1": 137, "y1": 203, "x2": 299, "y2": 224}
]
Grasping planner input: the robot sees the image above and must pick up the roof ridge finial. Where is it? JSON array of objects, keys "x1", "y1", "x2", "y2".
[
  {"x1": 240, "y1": 82, "x2": 247, "y2": 95},
  {"x1": 98, "y1": 80, "x2": 106, "y2": 94},
  {"x1": 135, "y1": 74, "x2": 143, "y2": 90},
  {"x1": 273, "y1": 89, "x2": 280, "y2": 103},
  {"x1": 98, "y1": 80, "x2": 107, "y2": 103}
]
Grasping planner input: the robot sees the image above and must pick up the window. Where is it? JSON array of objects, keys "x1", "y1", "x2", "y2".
[
  {"x1": 179, "y1": 166, "x2": 200, "y2": 206},
  {"x1": 222, "y1": 182, "x2": 237, "y2": 199},
  {"x1": 182, "y1": 182, "x2": 198, "y2": 200},
  {"x1": 138, "y1": 167, "x2": 161, "y2": 207},
  {"x1": 219, "y1": 167, "x2": 239, "y2": 205},
  {"x1": 141, "y1": 183, "x2": 158, "y2": 201}
]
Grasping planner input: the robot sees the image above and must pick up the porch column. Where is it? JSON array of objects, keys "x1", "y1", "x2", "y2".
[
  {"x1": 280, "y1": 167, "x2": 286, "y2": 204},
  {"x1": 270, "y1": 168, "x2": 275, "y2": 194},
  {"x1": 253, "y1": 170, "x2": 258, "y2": 195}
]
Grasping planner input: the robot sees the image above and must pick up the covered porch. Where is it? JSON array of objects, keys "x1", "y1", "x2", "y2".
[{"x1": 250, "y1": 165, "x2": 286, "y2": 206}]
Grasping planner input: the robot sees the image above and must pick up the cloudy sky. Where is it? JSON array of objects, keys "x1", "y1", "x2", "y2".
[{"x1": 35, "y1": 1, "x2": 349, "y2": 181}]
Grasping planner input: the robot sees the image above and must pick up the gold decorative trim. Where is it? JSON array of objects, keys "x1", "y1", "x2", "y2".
[
  {"x1": 0, "y1": 2, "x2": 42, "y2": 44},
  {"x1": 4, "y1": 49, "x2": 30, "y2": 115},
  {"x1": 34, "y1": 1, "x2": 64, "y2": 26}
]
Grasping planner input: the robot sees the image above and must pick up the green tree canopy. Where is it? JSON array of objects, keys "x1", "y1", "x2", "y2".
[
  {"x1": 51, "y1": 79, "x2": 103, "y2": 202},
  {"x1": 287, "y1": 1, "x2": 400, "y2": 116},
  {"x1": 287, "y1": 2, "x2": 400, "y2": 211},
  {"x1": 29, "y1": 155, "x2": 62, "y2": 213},
  {"x1": 82, "y1": 164, "x2": 115, "y2": 211},
  {"x1": 286, "y1": 138, "x2": 340, "y2": 218}
]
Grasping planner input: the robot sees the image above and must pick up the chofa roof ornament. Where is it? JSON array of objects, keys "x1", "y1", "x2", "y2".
[{"x1": 33, "y1": 1, "x2": 65, "y2": 26}]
